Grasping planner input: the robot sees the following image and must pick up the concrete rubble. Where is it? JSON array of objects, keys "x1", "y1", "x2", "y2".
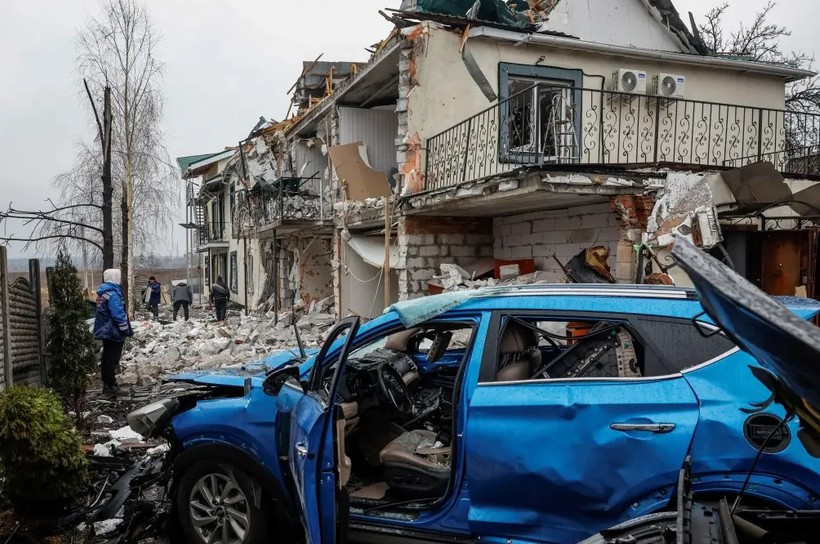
[
  {"x1": 434, "y1": 263, "x2": 555, "y2": 292},
  {"x1": 118, "y1": 300, "x2": 336, "y2": 386}
]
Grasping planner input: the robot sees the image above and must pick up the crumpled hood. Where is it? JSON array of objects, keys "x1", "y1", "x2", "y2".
[
  {"x1": 673, "y1": 237, "x2": 820, "y2": 456},
  {"x1": 166, "y1": 347, "x2": 319, "y2": 388}
]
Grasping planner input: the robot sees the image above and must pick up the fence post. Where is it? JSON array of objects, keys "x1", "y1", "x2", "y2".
[
  {"x1": 461, "y1": 117, "x2": 473, "y2": 184},
  {"x1": 653, "y1": 99, "x2": 661, "y2": 163},
  {"x1": 757, "y1": 109, "x2": 764, "y2": 161},
  {"x1": 0, "y1": 246, "x2": 11, "y2": 388},
  {"x1": 29, "y1": 259, "x2": 46, "y2": 385}
]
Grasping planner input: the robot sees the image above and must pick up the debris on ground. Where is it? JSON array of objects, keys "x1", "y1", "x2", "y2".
[{"x1": 118, "y1": 300, "x2": 335, "y2": 386}]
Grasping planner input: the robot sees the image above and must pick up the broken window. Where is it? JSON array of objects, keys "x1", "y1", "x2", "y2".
[{"x1": 499, "y1": 63, "x2": 583, "y2": 165}]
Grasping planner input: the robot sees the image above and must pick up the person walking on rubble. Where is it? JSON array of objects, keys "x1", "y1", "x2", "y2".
[
  {"x1": 209, "y1": 276, "x2": 230, "y2": 322},
  {"x1": 94, "y1": 269, "x2": 133, "y2": 395},
  {"x1": 172, "y1": 280, "x2": 193, "y2": 321},
  {"x1": 147, "y1": 276, "x2": 161, "y2": 320}
]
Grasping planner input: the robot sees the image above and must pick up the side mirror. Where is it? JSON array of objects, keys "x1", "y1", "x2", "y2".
[{"x1": 263, "y1": 365, "x2": 302, "y2": 396}]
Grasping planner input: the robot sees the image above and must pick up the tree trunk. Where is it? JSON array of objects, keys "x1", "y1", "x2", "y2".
[{"x1": 102, "y1": 86, "x2": 114, "y2": 271}]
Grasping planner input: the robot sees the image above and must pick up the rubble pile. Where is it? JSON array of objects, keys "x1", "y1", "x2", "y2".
[
  {"x1": 282, "y1": 193, "x2": 324, "y2": 220},
  {"x1": 435, "y1": 263, "x2": 555, "y2": 292},
  {"x1": 119, "y1": 299, "x2": 336, "y2": 386},
  {"x1": 333, "y1": 196, "x2": 387, "y2": 216}
]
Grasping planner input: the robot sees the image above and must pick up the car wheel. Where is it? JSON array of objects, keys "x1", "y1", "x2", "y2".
[{"x1": 177, "y1": 459, "x2": 270, "y2": 544}]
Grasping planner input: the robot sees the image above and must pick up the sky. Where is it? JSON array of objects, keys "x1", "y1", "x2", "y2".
[{"x1": 0, "y1": 0, "x2": 816, "y2": 259}]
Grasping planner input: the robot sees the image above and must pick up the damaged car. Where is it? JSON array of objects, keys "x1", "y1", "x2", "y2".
[
  {"x1": 582, "y1": 237, "x2": 820, "y2": 544},
  {"x1": 129, "y1": 283, "x2": 820, "y2": 544}
]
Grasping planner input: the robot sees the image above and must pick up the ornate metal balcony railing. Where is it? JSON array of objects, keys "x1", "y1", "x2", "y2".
[
  {"x1": 424, "y1": 83, "x2": 820, "y2": 191},
  {"x1": 234, "y1": 177, "x2": 328, "y2": 235},
  {"x1": 197, "y1": 221, "x2": 229, "y2": 246}
]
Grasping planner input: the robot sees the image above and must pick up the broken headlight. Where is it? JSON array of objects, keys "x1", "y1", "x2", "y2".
[{"x1": 127, "y1": 398, "x2": 179, "y2": 438}]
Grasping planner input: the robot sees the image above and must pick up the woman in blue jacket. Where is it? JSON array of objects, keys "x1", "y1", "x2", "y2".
[{"x1": 93, "y1": 269, "x2": 133, "y2": 394}]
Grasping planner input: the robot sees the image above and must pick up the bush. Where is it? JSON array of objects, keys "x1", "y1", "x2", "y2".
[
  {"x1": 47, "y1": 251, "x2": 98, "y2": 421},
  {"x1": 0, "y1": 386, "x2": 89, "y2": 507}
]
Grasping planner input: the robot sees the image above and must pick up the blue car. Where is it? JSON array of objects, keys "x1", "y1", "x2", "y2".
[{"x1": 127, "y1": 285, "x2": 820, "y2": 544}]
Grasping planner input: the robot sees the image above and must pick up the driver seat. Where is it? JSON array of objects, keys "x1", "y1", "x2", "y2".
[{"x1": 379, "y1": 430, "x2": 451, "y2": 498}]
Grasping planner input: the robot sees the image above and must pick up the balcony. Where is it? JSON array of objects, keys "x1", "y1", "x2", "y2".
[
  {"x1": 197, "y1": 221, "x2": 230, "y2": 248},
  {"x1": 424, "y1": 83, "x2": 820, "y2": 191},
  {"x1": 235, "y1": 178, "x2": 329, "y2": 236}
]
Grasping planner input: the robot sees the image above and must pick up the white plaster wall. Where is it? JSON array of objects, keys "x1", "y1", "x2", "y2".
[
  {"x1": 541, "y1": 0, "x2": 684, "y2": 52},
  {"x1": 408, "y1": 26, "x2": 788, "y2": 142},
  {"x1": 228, "y1": 238, "x2": 267, "y2": 310},
  {"x1": 493, "y1": 203, "x2": 622, "y2": 281}
]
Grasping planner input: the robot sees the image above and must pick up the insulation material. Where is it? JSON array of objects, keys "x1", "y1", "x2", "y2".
[
  {"x1": 346, "y1": 236, "x2": 404, "y2": 269},
  {"x1": 328, "y1": 143, "x2": 392, "y2": 201},
  {"x1": 646, "y1": 173, "x2": 723, "y2": 250}
]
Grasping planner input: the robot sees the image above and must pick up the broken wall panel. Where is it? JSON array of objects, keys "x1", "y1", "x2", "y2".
[
  {"x1": 328, "y1": 143, "x2": 392, "y2": 201},
  {"x1": 340, "y1": 247, "x2": 399, "y2": 319},
  {"x1": 338, "y1": 107, "x2": 400, "y2": 177}
]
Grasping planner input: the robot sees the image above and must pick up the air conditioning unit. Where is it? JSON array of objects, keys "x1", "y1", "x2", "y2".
[
  {"x1": 653, "y1": 73, "x2": 686, "y2": 99},
  {"x1": 612, "y1": 69, "x2": 648, "y2": 94}
]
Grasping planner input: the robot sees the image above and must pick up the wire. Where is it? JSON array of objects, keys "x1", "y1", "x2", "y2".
[{"x1": 731, "y1": 415, "x2": 791, "y2": 514}]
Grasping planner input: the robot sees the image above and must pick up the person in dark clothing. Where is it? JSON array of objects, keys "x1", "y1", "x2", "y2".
[
  {"x1": 147, "y1": 276, "x2": 161, "y2": 319},
  {"x1": 209, "y1": 276, "x2": 230, "y2": 322},
  {"x1": 172, "y1": 281, "x2": 193, "y2": 321},
  {"x1": 93, "y1": 269, "x2": 133, "y2": 395}
]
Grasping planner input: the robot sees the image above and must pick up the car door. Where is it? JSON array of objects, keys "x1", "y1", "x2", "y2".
[
  {"x1": 275, "y1": 317, "x2": 360, "y2": 544},
  {"x1": 464, "y1": 311, "x2": 700, "y2": 544}
]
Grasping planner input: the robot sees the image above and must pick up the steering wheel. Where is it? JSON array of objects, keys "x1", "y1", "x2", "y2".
[{"x1": 377, "y1": 362, "x2": 414, "y2": 417}]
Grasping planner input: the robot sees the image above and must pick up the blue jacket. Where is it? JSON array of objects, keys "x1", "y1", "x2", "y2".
[
  {"x1": 94, "y1": 282, "x2": 133, "y2": 342},
  {"x1": 149, "y1": 282, "x2": 161, "y2": 304}
]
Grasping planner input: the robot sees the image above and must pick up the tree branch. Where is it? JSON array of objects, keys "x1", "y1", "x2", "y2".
[{"x1": 0, "y1": 235, "x2": 104, "y2": 252}]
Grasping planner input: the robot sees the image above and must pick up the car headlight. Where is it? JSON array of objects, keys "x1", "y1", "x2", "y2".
[{"x1": 126, "y1": 398, "x2": 180, "y2": 438}]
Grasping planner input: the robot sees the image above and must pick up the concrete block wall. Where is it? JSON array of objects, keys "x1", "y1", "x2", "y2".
[
  {"x1": 493, "y1": 203, "x2": 623, "y2": 282},
  {"x1": 399, "y1": 216, "x2": 493, "y2": 299}
]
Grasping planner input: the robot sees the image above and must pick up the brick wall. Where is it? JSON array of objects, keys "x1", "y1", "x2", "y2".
[
  {"x1": 493, "y1": 203, "x2": 623, "y2": 282},
  {"x1": 399, "y1": 216, "x2": 493, "y2": 299}
]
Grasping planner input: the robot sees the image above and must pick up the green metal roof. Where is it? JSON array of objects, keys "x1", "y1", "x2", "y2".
[{"x1": 176, "y1": 153, "x2": 221, "y2": 175}]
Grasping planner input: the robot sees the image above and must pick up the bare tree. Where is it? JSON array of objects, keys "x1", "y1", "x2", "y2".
[
  {"x1": 699, "y1": 1, "x2": 819, "y2": 111},
  {"x1": 76, "y1": 0, "x2": 179, "y2": 313}
]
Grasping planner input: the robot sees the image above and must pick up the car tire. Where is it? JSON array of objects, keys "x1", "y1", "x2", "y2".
[{"x1": 177, "y1": 459, "x2": 270, "y2": 544}]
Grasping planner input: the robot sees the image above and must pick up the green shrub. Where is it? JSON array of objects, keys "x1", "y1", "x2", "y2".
[
  {"x1": 0, "y1": 386, "x2": 89, "y2": 507},
  {"x1": 46, "y1": 250, "x2": 98, "y2": 422}
]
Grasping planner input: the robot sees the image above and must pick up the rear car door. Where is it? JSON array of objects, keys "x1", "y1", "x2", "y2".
[
  {"x1": 276, "y1": 317, "x2": 360, "y2": 544},
  {"x1": 464, "y1": 311, "x2": 700, "y2": 543}
]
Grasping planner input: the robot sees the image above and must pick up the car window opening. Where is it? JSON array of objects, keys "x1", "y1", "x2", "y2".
[
  {"x1": 493, "y1": 317, "x2": 646, "y2": 382},
  {"x1": 330, "y1": 322, "x2": 476, "y2": 514}
]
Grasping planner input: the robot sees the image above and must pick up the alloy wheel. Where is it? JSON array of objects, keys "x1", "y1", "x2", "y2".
[{"x1": 188, "y1": 471, "x2": 252, "y2": 544}]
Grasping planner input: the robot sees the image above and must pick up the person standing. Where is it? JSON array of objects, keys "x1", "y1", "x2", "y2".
[
  {"x1": 147, "y1": 276, "x2": 161, "y2": 320},
  {"x1": 209, "y1": 276, "x2": 230, "y2": 322},
  {"x1": 172, "y1": 280, "x2": 193, "y2": 321},
  {"x1": 93, "y1": 269, "x2": 133, "y2": 395}
]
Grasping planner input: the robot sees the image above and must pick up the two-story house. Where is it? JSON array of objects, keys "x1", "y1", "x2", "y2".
[{"x1": 189, "y1": 0, "x2": 820, "y2": 317}]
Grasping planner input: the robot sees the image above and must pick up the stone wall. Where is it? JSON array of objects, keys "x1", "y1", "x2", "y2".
[
  {"x1": 399, "y1": 216, "x2": 493, "y2": 299},
  {"x1": 493, "y1": 203, "x2": 624, "y2": 282}
]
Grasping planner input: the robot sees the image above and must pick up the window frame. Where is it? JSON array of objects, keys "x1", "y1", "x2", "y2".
[
  {"x1": 498, "y1": 63, "x2": 584, "y2": 165},
  {"x1": 480, "y1": 309, "x2": 734, "y2": 384}
]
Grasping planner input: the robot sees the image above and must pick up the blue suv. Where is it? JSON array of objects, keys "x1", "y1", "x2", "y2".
[{"x1": 126, "y1": 285, "x2": 820, "y2": 544}]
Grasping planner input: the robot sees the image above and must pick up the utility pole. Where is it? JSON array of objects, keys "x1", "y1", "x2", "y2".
[{"x1": 84, "y1": 80, "x2": 115, "y2": 271}]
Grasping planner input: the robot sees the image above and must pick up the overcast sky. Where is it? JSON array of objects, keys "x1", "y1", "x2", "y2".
[{"x1": 0, "y1": 0, "x2": 815, "y2": 259}]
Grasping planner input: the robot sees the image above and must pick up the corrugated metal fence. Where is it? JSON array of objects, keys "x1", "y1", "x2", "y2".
[{"x1": 0, "y1": 246, "x2": 45, "y2": 390}]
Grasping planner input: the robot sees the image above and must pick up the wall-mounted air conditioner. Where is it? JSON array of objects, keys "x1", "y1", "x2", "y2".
[
  {"x1": 612, "y1": 69, "x2": 648, "y2": 94},
  {"x1": 653, "y1": 73, "x2": 686, "y2": 99}
]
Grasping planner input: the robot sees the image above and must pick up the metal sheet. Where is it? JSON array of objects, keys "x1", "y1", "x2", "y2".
[{"x1": 346, "y1": 236, "x2": 403, "y2": 269}]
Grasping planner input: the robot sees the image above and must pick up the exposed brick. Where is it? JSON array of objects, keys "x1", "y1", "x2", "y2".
[
  {"x1": 532, "y1": 244, "x2": 555, "y2": 258},
  {"x1": 510, "y1": 246, "x2": 534, "y2": 259},
  {"x1": 437, "y1": 234, "x2": 464, "y2": 245},
  {"x1": 406, "y1": 258, "x2": 426, "y2": 269},
  {"x1": 504, "y1": 234, "x2": 523, "y2": 247},
  {"x1": 466, "y1": 234, "x2": 492, "y2": 245},
  {"x1": 411, "y1": 269, "x2": 435, "y2": 281},
  {"x1": 510, "y1": 222, "x2": 532, "y2": 235},
  {"x1": 420, "y1": 246, "x2": 440, "y2": 257},
  {"x1": 495, "y1": 247, "x2": 513, "y2": 259},
  {"x1": 519, "y1": 211, "x2": 546, "y2": 222}
]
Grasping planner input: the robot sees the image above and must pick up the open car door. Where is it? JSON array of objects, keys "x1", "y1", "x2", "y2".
[{"x1": 275, "y1": 317, "x2": 361, "y2": 544}]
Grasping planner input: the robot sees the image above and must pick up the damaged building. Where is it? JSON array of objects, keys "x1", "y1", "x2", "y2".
[{"x1": 179, "y1": 0, "x2": 820, "y2": 317}]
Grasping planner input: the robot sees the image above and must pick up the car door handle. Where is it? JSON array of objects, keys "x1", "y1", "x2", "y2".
[
  {"x1": 610, "y1": 423, "x2": 676, "y2": 434},
  {"x1": 295, "y1": 442, "x2": 309, "y2": 457}
]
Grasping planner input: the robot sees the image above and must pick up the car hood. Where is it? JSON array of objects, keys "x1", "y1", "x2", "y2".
[
  {"x1": 673, "y1": 237, "x2": 820, "y2": 456},
  {"x1": 166, "y1": 347, "x2": 319, "y2": 388}
]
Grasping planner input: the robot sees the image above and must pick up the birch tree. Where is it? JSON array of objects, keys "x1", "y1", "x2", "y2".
[{"x1": 77, "y1": 0, "x2": 177, "y2": 311}]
